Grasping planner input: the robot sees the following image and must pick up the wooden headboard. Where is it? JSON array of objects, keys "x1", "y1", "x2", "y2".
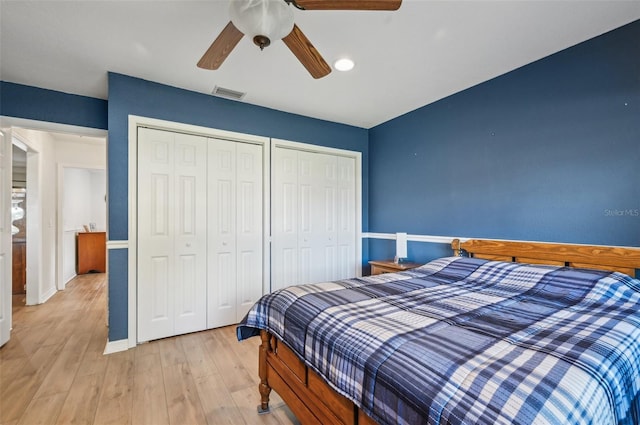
[{"x1": 452, "y1": 239, "x2": 640, "y2": 277}]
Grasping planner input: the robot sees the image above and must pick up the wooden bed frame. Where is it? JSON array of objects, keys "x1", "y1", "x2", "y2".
[{"x1": 257, "y1": 239, "x2": 640, "y2": 424}]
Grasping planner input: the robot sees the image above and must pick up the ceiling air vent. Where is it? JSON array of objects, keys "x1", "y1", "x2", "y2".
[{"x1": 211, "y1": 85, "x2": 246, "y2": 101}]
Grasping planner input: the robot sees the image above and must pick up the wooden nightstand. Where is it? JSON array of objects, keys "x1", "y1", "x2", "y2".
[{"x1": 368, "y1": 260, "x2": 422, "y2": 275}]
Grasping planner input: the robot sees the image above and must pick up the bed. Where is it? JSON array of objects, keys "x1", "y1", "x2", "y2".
[{"x1": 237, "y1": 239, "x2": 640, "y2": 424}]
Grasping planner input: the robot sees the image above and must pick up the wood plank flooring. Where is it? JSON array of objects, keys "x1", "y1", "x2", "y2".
[{"x1": 0, "y1": 274, "x2": 299, "y2": 425}]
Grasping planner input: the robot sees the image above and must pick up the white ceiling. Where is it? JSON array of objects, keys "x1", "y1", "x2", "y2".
[{"x1": 1, "y1": 1, "x2": 639, "y2": 129}]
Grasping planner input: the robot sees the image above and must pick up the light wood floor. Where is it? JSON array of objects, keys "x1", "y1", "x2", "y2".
[{"x1": 0, "y1": 274, "x2": 299, "y2": 425}]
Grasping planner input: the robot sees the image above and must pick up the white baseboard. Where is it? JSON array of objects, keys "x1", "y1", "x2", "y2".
[
  {"x1": 103, "y1": 339, "x2": 129, "y2": 355},
  {"x1": 39, "y1": 286, "x2": 57, "y2": 304}
]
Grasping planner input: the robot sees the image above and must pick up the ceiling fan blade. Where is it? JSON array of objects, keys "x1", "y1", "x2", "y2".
[
  {"x1": 197, "y1": 21, "x2": 244, "y2": 70},
  {"x1": 293, "y1": 0, "x2": 401, "y2": 10},
  {"x1": 282, "y1": 24, "x2": 331, "y2": 79}
]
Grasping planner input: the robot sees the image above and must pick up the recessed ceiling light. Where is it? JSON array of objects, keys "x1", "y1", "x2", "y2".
[{"x1": 334, "y1": 58, "x2": 355, "y2": 72}]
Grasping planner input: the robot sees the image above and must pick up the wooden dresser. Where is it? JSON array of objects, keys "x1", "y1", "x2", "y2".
[{"x1": 77, "y1": 232, "x2": 106, "y2": 274}]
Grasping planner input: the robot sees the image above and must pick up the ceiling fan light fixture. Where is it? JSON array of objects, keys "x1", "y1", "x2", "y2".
[
  {"x1": 229, "y1": 0, "x2": 295, "y2": 49},
  {"x1": 334, "y1": 58, "x2": 355, "y2": 72}
]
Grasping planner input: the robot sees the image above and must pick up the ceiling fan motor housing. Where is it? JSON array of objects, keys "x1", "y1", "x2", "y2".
[
  {"x1": 253, "y1": 35, "x2": 271, "y2": 50},
  {"x1": 229, "y1": 0, "x2": 295, "y2": 49}
]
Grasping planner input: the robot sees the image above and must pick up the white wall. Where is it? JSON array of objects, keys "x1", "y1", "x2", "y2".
[
  {"x1": 55, "y1": 138, "x2": 106, "y2": 168},
  {"x1": 57, "y1": 138, "x2": 106, "y2": 285},
  {"x1": 64, "y1": 168, "x2": 92, "y2": 230},
  {"x1": 89, "y1": 170, "x2": 106, "y2": 231},
  {"x1": 62, "y1": 167, "x2": 106, "y2": 282},
  {"x1": 62, "y1": 168, "x2": 90, "y2": 283},
  {"x1": 62, "y1": 168, "x2": 106, "y2": 231}
]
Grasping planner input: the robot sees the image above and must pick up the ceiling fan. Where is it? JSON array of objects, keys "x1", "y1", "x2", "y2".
[{"x1": 197, "y1": 0, "x2": 402, "y2": 79}]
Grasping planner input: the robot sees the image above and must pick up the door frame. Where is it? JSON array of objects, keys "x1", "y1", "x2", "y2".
[
  {"x1": 0, "y1": 116, "x2": 107, "y2": 346},
  {"x1": 271, "y1": 138, "x2": 363, "y2": 280},
  {"x1": 12, "y1": 132, "x2": 43, "y2": 305},
  {"x1": 0, "y1": 128, "x2": 12, "y2": 347},
  {"x1": 127, "y1": 115, "x2": 271, "y2": 347}
]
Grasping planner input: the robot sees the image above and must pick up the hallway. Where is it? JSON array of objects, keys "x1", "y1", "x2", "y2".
[{"x1": 0, "y1": 273, "x2": 298, "y2": 425}]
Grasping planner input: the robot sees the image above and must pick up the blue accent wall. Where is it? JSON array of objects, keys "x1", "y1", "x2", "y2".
[
  {"x1": 107, "y1": 73, "x2": 369, "y2": 340},
  {"x1": 107, "y1": 73, "x2": 369, "y2": 239},
  {"x1": 368, "y1": 19, "x2": 640, "y2": 262},
  {"x1": 107, "y1": 248, "x2": 128, "y2": 342},
  {"x1": 0, "y1": 81, "x2": 107, "y2": 129}
]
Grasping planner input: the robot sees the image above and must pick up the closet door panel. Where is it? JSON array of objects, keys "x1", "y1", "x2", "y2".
[
  {"x1": 138, "y1": 128, "x2": 207, "y2": 342},
  {"x1": 237, "y1": 249, "x2": 259, "y2": 319},
  {"x1": 317, "y1": 154, "x2": 338, "y2": 282},
  {"x1": 174, "y1": 254, "x2": 200, "y2": 334},
  {"x1": 235, "y1": 143, "x2": 263, "y2": 321},
  {"x1": 237, "y1": 145, "x2": 262, "y2": 256},
  {"x1": 299, "y1": 151, "x2": 324, "y2": 284},
  {"x1": 138, "y1": 128, "x2": 176, "y2": 342},
  {"x1": 151, "y1": 175, "x2": 171, "y2": 237},
  {"x1": 300, "y1": 152, "x2": 338, "y2": 284},
  {"x1": 207, "y1": 139, "x2": 238, "y2": 328},
  {"x1": 138, "y1": 129, "x2": 175, "y2": 341},
  {"x1": 173, "y1": 135, "x2": 207, "y2": 334},
  {"x1": 272, "y1": 146, "x2": 357, "y2": 289},
  {"x1": 208, "y1": 139, "x2": 263, "y2": 326},
  {"x1": 148, "y1": 255, "x2": 171, "y2": 329},
  {"x1": 209, "y1": 251, "x2": 235, "y2": 328},
  {"x1": 337, "y1": 156, "x2": 356, "y2": 280},
  {"x1": 272, "y1": 148, "x2": 299, "y2": 291},
  {"x1": 298, "y1": 169, "x2": 313, "y2": 285}
]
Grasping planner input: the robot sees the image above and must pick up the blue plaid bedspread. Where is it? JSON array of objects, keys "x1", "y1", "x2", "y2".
[{"x1": 237, "y1": 256, "x2": 640, "y2": 425}]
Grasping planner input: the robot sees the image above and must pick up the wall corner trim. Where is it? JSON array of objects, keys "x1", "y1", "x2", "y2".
[
  {"x1": 103, "y1": 338, "x2": 130, "y2": 355},
  {"x1": 39, "y1": 287, "x2": 57, "y2": 304}
]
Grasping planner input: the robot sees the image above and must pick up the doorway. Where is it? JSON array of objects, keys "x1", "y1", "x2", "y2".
[
  {"x1": 11, "y1": 143, "x2": 27, "y2": 301},
  {"x1": 59, "y1": 166, "x2": 107, "y2": 289},
  {"x1": 12, "y1": 135, "x2": 42, "y2": 307},
  {"x1": 0, "y1": 118, "x2": 107, "y2": 349}
]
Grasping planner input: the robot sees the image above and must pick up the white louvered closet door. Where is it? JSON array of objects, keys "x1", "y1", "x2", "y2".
[
  {"x1": 207, "y1": 139, "x2": 263, "y2": 328},
  {"x1": 137, "y1": 128, "x2": 208, "y2": 342},
  {"x1": 272, "y1": 147, "x2": 357, "y2": 292}
]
